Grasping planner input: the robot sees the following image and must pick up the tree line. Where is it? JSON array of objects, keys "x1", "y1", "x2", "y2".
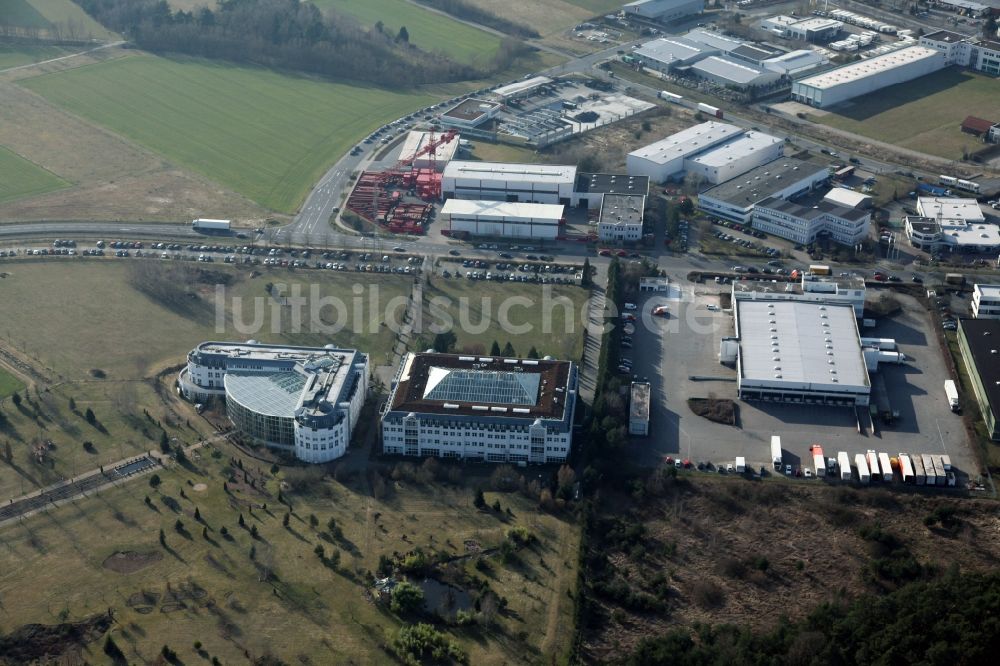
[
  {"x1": 413, "y1": 0, "x2": 540, "y2": 39},
  {"x1": 74, "y1": 0, "x2": 528, "y2": 87}
]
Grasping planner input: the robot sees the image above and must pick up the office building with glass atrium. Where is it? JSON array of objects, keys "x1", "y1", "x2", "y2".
[
  {"x1": 179, "y1": 341, "x2": 368, "y2": 463},
  {"x1": 381, "y1": 352, "x2": 577, "y2": 464}
]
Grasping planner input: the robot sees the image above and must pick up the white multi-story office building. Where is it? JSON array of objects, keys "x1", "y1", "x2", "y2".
[
  {"x1": 442, "y1": 161, "x2": 576, "y2": 205},
  {"x1": 920, "y1": 30, "x2": 1000, "y2": 75},
  {"x1": 381, "y1": 353, "x2": 577, "y2": 464},
  {"x1": 752, "y1": 196, "x2": 871, "y2": 245},
  {"x1": 179, "y1": 342, "x2": 368, "y2": 463},
  {"x1": 973, "y1": 284, "x2": 1000, "y2": 319},
  {"x1": 598, "y1": 193, "x2": 646, "y2": 242},
  {"x1": 904, "y1": 216, "x2": 1000, "y2": 253}
]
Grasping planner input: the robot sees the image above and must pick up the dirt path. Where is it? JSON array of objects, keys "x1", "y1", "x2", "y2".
[
  {"x1": 542, "y1": 522, "x2": 575, "y2": 655},
  {"x1": 0, "y1": 41, "x2": 125, "y2": 76}
]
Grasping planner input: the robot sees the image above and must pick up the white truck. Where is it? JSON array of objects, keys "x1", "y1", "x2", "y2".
[
  {"x1": 771, "y1": 436, "x2": 782, "y2": 470},
  {"x1": 866, "y1": 450, "x2": 880, "y2": 478},
  {"x1": 810, "y1": 444, "x2": 826, "y2": 477},
  {"x1": 735, "y1": 456, "x2": 746, "y2": 473},
  {"x1": 837, "y1": 451, "x2": 852, "y2": 481},
  {"x1": 878, "y1": 452, "x2": 893, "y2": 482},
  {"x1": 944, "y1": 380, "x2": 959, "y2": 412},
  {"x1": 854, "y1": 453, "x2": 871, "y2": 484},
  {"x1": 192, "y1": 218, "x2": 232, "y2": 232}
]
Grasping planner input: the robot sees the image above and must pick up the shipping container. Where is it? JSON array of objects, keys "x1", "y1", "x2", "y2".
[
  {"x1": 811, "y1": 444, "x2": 826, "y2": 477},
  {"x1": 837, "y1": 451, "x2": 852, "y2": 480},
  {"x1": 878, "y1": 452, "x2": 893, "y2": 482},
  {"x1": 854, "y1": 453, "x2": 871, "y2": 484},
  {"x1": 899, "y1": 454, "x2": 915, "y2": 483},
  {"x1": 771, "y1": 436, "x2": 782, "y2": 469}
]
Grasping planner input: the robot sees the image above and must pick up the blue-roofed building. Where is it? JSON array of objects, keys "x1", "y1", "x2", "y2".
[{"x1": 180, "y1": 341, "x2": 368, "y2": 463}]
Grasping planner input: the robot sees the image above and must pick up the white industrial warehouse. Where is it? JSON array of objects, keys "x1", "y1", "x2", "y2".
[
  {"x1": 623, "y1": 0, "x2": 705, "y2": 21},
  {"x1": 381, "y1": 352, "x2": 577, "y2": 464},
  {"x1": 791, "y1": 46, "x2": 946, "y2": 108},
  {"x1": 697, "y1": 157, "x2": 831, "y2": 223},
  {"x1": 440, "y1": 199, "x2": 564, "y2": 239},
  {"x1": 728, "y1": 300, "x2": 871, "y2": 405},
  {"x1": 179, "y1": 342, "x2": 368, "y2": 464},
  {"x1": 626, "y1": 121, "x2": 783, "y2": 184},
  {"x1": 442, "y1": 161, "x2": 576, "y2": 204},
  {"x1": 690, "y1": 55, "x2": 781, "y2": 89}
]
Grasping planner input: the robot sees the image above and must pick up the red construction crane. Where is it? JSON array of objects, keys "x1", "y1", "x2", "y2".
[{"x1": 372, "y1": 128, "x2": 456, "y2": 217}]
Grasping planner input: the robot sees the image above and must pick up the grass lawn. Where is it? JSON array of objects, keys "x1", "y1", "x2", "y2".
[
  {"x1": 314, "y1": 0, "x2": 502, "y2": 64},
  {"x1": 465, "y1": 139, "x2": 542, "y2": 164},
  {"x1": 21, "y1": 54, "x2": 439, "y2": 213},
  {"x1": 1, "y1": 0, "x2": 50, "y2": 28},
  {"x1": 0, "y1": 259, "x2": 410, "y2": 496},
  {"x1": 810, "y1": 68, "x2": 999, "y2": 160},
  {"x1": 0, "y1": 368, "x2": 25, "y2": 399},
  {"x1": 0, "y1": 443, "x2": 579, "y2": 664},
  {"x1": 422, "y1": 279, "x2": 589, "y2": 360},
  {"x1": 0, "y1": 43, "x2": 71, "y2": 71},
  {"x1": 25, "y1": 0, "x2": 119, "y2": 40},
  {"x1": 0, "y1": 144, "x2": 69, "y2": 204}
]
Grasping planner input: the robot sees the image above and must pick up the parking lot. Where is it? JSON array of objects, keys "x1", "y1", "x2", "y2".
[{"x1": 623, "y1": 282, "x2": 979, "y2": 484}]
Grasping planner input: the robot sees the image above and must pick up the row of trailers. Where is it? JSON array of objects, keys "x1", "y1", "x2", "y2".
[
  {"x1": 345, "y1": 170, "x2": 439, "y2": 234},
  {"x1": 775, "y1": 439, "x2": 955, "y2": 486}
]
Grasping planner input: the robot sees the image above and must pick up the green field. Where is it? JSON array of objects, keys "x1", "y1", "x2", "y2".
[
  {"x1": 0, "y1": 447, "x2": 579, "y2": 663},
  {"x1": 24, "y1": 0, "x2": 118, "y2": 40},
  {"x1": 0, "y1": 144, "x2": 69, "y2": 204},
  {"x1": 811, "y1": 68, "x2": 1000, "y2": 160},
  {"x1": 314, "y1": 0, "x2": 503, "y2": 64},
  {"x1": 1, "y1": 0, "x2": 51, "y2": 28},
  {"x1": 0, "y1": 369, "x2": 25, "y2": 399},
  {"x1": 422, "y1": 279, "x2": 589, "y2": 361},
  {"x1": 22, "y1": 55, "x2": 438, "y2": 213},
  {"x1": 0, "y1": 43, "x2": 70, "y2": 70}
]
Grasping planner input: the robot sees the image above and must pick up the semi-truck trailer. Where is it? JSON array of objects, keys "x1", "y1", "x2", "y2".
[
  {"x1": 192, "y1": 218, "x2": 232, "y2": 232},
  {"x1": 837, "y1": 451, "x2": 852, "y2": 480},
  {"x1": 855, "y1": 453, "x2": 871, "y2": 484},
  {"x1": 921, "y1": 454, "x2": 936, "y2": 486},
  {"x1": 878, "y1": 452, "x2": 893, "y2": 481},
  {"x1": 808, "y1": 264, "x2": 831, "y2": 276},
  {"x1": 696, "y1": 102, "x2": 723, "y2": 118},
  {"x1": 898, "y1": 454, "x2": 914, "y2": 483},
  {"x1": 735, "y1": 456, "x2": 746, "y2": 473},
  {"x1": 944, "y1": 380, "x2": 959, "y2": 412},
  {"x1": 917, "y1": 182, "x2": 949, "y2": 197},
  {"x1": 861, "y1": 338, "x2": 897, "y2": 351},
  {"x1": 932, "y1": 455, "x2": 948, "y2": 486},
  {"x1": 866, "y1": 450, "x2": 880, "y2": 478},
  {"x1": 811, "y1": 444, "x2": 826, "y2": 477},
  {"x1": 771, "y1": 436, "x2": 782, "y2": 469},
  {"x1": 911, "y1": 454, "x2": 926, "y2": 485},
  {"x1": 659, "y1": 91, "x2": 683, "y2": 103}
]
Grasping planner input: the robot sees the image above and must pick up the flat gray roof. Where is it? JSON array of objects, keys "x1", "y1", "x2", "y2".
[
  {"x1": 700, "y1": 157, "x2": 830, "y2": 207},
  {"x1": 688, "y1": 131, "x2": 782, "y2": 168},
  {"x1": 635, "y1": 37, "x2": 716, "y2": 65},
  {"x1": 600, "y1": 194, "x2": 646, "y2": 226},
  {"x1": 738, "y1": 300, "x2": 868, "y2": 389},
  {"x1": 629, "y1": 121, "x2": 742, "y2": 165},
  {"x1": 691, "y1": 56, "x2": 774, "y2": 85}
]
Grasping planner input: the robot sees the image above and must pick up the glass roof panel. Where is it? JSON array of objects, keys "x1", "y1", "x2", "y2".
[{"x1": 423, "y1": 367, "x2": 540, "y2": 405}]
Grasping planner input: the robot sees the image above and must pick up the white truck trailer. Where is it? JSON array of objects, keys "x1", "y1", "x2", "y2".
[
  {"x1": 878, "y1": 452, "x2": 893, "y2": 482},
  {"x1": 911, "y1": 454, "x2": 926, "y2": 485},
  {"x1": 899, "y1": 454, "x2": 915, "y2": 484},
  {"x1": 944, "y1": 380, "x2": 959, "y2": 412},
  {"x1": 192, "y1": 218, "x2": 232, "y2": 232},
  {"x1": 837, "y1": 451, "x2": 852, "y2": 481},
  {"x1": 735, "y1": 456, "x2": 746, "y2": 473},
  {"x1": 921, "y1": 454, "x2": 938, "y2": 486},
  {"x1": 866, "y1": 450, "x2": 880, "y2": 479},
  {"x1": 659, "y1": 90, "x2": 683, "y2": 103},
  {"x1": 771, "y1": 436, "x2": 782, "y2": 470},
  {"x1": 854, "y1": 453, "x2": 871, "y2": 484},
  {"x1": 811, "y1": 445, "x2": 826, "y2": 477}
]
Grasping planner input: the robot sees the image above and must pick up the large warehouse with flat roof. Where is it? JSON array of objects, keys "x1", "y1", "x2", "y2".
[
  {"x1": 734, "y1": 301, "x2": 870, "y2": 405},
  {"x1": 957, "y1": 318, "x2": 1000, "y2": 440},
  {"x1": 698, "y1": 157, "x2": 831, "y2": 223},
  {"x1": 442, "y1": 161, "x2": 576, "y2": 204},
  {"x1": 381, "y1": 353, "x2": 577, "y2": 464},
  {"x1": 791, "y1": 46, "x2": 946, "y2": 108},
  {"x1": 440, "y1": 199, "x2": 564, "y2": 239}
]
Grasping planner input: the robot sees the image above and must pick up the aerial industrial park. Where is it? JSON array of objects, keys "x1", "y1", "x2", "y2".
[{"x1": 0, "y1": 0, "x2": 999, "y2": 663}]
